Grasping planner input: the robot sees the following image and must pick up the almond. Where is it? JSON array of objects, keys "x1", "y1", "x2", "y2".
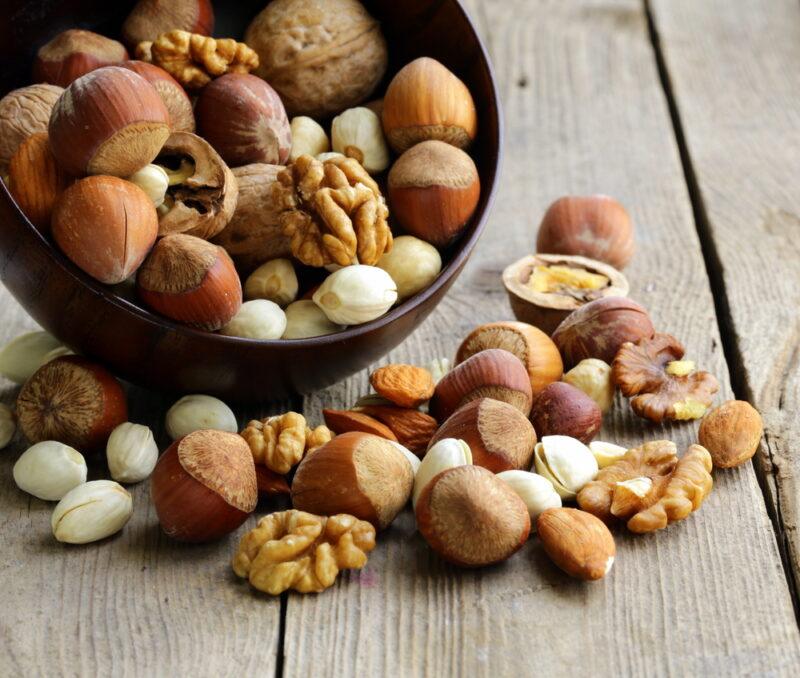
[
  {"x1": 370, "y1": 364, "x2": 435, "y2": 408},
  {"x1": 536, "y1": 507, "x2": 615, "y2": 580},
  {"x1": 358, "y1": 405, "x2": 438, "y2": 454},
  {"x1": 323, "y1": 409, "x2": 398, "y2": 441},
  {"x1": 255, "y1": 465, "x2": 290, "y2": 497}
]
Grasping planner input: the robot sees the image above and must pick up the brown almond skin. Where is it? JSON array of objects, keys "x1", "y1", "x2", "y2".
[
  {"x1": 537, "y1": 508, "x2": 616, "y2": 580},
  {"x1": 428, "y1": 398, "x2": 537, "y2": 472},
  {"x1": 430, "y1": 348, "x2": 533, "y2": 422},
  {"x1": 698, "y1": 400, "x2": 763, "y2": 468},
  {"x1": 323, "y1": 409, "x2": 398, "y2": 441},
  {"x1": 357, "y1": 405, "x2": 438, "y2": 454},
  {"x1": 530, "y1": 382, "x2": 602, "y2": 444}
]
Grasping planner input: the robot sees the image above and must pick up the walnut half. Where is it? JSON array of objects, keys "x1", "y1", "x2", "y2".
[
  {"x1": 240, "y1": 412, "x2": 332, "y2": 474},
  {"x1": 232, "y1": 510, "x2": 376, "y2": 595}
]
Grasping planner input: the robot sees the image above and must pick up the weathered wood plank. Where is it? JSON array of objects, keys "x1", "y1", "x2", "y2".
[
  {"x1": 649, "y1": 0, "x2": 800, "y2": 602},
  {"x1": 285, "y1": 1, "x2": 800, "y2": 675}
]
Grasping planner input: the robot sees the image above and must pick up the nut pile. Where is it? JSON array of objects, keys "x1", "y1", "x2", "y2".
[{"x1": 0, "y1": 0, "x2": 484, "y2": 339}]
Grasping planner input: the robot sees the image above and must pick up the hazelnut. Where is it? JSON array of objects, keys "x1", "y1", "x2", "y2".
[
  {"x1": 244, "y1": 0, "x2": 387, "y2": 118},
  {"x1": 106, "y1": 422, "x2": 158, "y2": 484},
  {"x1": 456, "y1": 321, "x2": 563, "y2": 396},
  {"x1": 33, "y1": 29, "x2": 128, "y2": 87},
  {"x1": 291, "y1": 432, "x2": 414, "y2": 530},
  {"x1": 563, "y1": 359, "x2": 615, "y2": 413},
  {"x1": 534, "y1": 435, "x2": 599, "y2": 500},
  {"x1": 502, "y1": 253, "x2": 630, "y2": 335},
  {"x1": 7, "y1": 132, "x2": 74, "y2": 230},
  {"x1": 552, "y1": 296, "x2": 655, "y2": 369},
  {"x1": 52, "y1": 480, "x2": 133, "y2": 544},
  {"x1": 16, "y1": 356, "x2": 127, "y2": 452},
  {"x1": 137, "y1": 234, "x2": 243, "y2": 331},
  {"x1": 48, "y1": 66, "x2": 170, "y2": 177},
  {"x1": 430, "y1": 348, "x2": 533, "y2": 422},
  {"x1": 698, "y1": 400, "x2": 763, "y2": 468},
  {"x1": 415, "y1": 465, "x2": 530, "y2": 567},
  {"x1": 289, "y1": 116, "x2": 329, "y2": 161},
  {"x1": 0, "y1": 403, "x2": 15, "y2": 449},
  {"x1": 0, "y1": 331, "x2": 62, "y2": 385},
  {"x1": 536, "y1": 195, "x2": 635, "y2": 269},
  {"x1": 165, "y1": 394, "x2": 238, "y2": 440},
  {"x1": 0, "y1": 83, "x2": 63, "y2": 171},
  {"x1": 377, "y1": 235, "x2": 442, "y2": 301},
  {"x1": 530, "y1": 382, "x2": 602, "y2": 444},
  {"x1": 122, "y1": 0, "x2": 215, "y2": 47},
  {"x1": 497, "y1": 470, "x2": 562, "y2": 525},
  {"x1": 13, "y1": 441, "x2": 87, "y2": 501},
  {"x1": 382, "y1": 57, "x2": 477, "y2": 154},
  {"x1": 282, "y1": 300, "x2": 342, "y2": 339},
  {"x1": 412, "y1": 437, "x2": 472, "y2": 509},
  {"x1": 151, "y1": 430, "x2": 257, "y2": 542},
  {"x1": 331, "y1": 107, "x2": 389, "y2": 174},
  {"x1": 388, "y1": 140, "x2": 480, "y2": 247},
  {"x1": 221, "y1": 300, "x2": 287, "y2": 340},
  {"x1": 119, "y1": 60, "x2": 195, "y2": 132},
  {"x1": 428, "y1": 398, "x2": 537, "y2": 473},
  {"x1": 537, "y1": 508, "x2": 615, "y2": 580},
  {"x1": 244, "y1": 258, "x2": 298, "y2": 306},
  {"x1": 52, "y1": 176, "x2": 159, "y2": 284},
  {"x1": 312, "y1": 265, "x2": 397, "y2": 326}
]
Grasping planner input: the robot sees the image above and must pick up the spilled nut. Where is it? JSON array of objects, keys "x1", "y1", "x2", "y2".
[
  {"x1": 534, "y1": 435, "x2": 599, "y2": 500},
  {"x1": 497, "y1": 470, "x2": 561, "y2": 526},
  {"x1": 412, "y1": 437, "x2": 472, "y2": 509}
]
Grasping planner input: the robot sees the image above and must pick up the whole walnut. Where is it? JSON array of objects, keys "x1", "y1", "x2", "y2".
[
  {"x1": 244, "y1": 0, "x2": 388, "y2": 118},
  {"x1": 0, "y1": 84, "x2": 63, "y2": 172}
]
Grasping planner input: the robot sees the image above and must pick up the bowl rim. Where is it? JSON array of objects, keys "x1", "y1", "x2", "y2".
[{"x1": 1, "y1": 0, "x2": 504, "y2": 350}]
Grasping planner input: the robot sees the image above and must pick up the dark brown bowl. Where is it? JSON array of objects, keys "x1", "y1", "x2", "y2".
[{"x1": 0, "y1": 0, "x2": 502, "y2": 402}]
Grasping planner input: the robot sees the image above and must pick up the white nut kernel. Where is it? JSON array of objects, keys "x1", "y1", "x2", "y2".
[
  {"x1": 221, "y1": 300, "x2": 287, "y2": 340},
  {"x1": 51, "y1": 480, "x2": 133, "y2": 544},
  {"x1": 316, "y1": 152, "x2": 346, "y2": 162},
  {"x1": 426, "y1": 357, "x2": 452, "y2": 385},
  {"x1": 106, "y1": 423, "x2": 158, "y2": 484},
  {"x1": 0, "y1": 403, "x2": 15, "y2": 449},
  {"x1": 127, "y1": 164, "x2": 169, "y2": 207},
  {"x1": 312, "y1": 265, "x2": 397, "y2": 325},
  {"x1": 377, "y1": 236, "x2": 442, "y2": 301},
  {"x1": 290, "y1": 116, "x2": 329, "y2": 161},
  {"x1": 589, "y1": 440, "x2": 628, "y2": 468},
  {"x1": 563, "y1": 358, "x2": 615, "y2": 413},
  {"x1": 534, "y1": 435, "x2": 598, "y2": 500},
  {"x1": 0, "y1": 331, "x2": 62, "y2": 384},
  {"x1": 282, "y1": 300, "x2": 342, "y2": 339},
  {"x1": 38, "y1": 345, "x2": 75, "y2": 369},
  {"x1": 331, "y1": 107, "x2": 390, "y2": 173},
  {"x1": 244, "y1": 258, "x2": 298, "y2": 306},
  {"x1": 165, "y1": 394, "x2": 238, "y2": 440},
  {"x1": 412, "y1": 438, "x2": 472, "y2": 509},
  {"x1": 13, "y1": 441, "x2": 87, "y2": 500},
  {"x1": 496, "y1": 470, "x2": 562, "y2": 526},
  {"x1": 616, "y1": 476, "x2": 652, "y2": 497}
]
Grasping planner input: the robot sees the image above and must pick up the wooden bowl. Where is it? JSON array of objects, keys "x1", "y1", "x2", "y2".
[{"x1": 0, "y1": 0, "x2": 502, "y2": 402}]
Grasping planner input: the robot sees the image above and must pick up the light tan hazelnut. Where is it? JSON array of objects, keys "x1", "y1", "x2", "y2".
[
  {"x1": 127, "y1": 163, "x2": 169, "y2": 207},
  {"x1": 221, "y1": 300, "x2": 287, "y2": 340},
  {"x1": 244, "y1": 258, "x2": 298, "y2": 306},
  {"x1": 0, "y1": 403, "x2": 15, "y2": 449},
  {"x1": 282, "y1": 300, "x2": 342, "y2": 339},
  {"x1": 165, "y1": 394, "x2": 237, "y2": 440},
  {"x1": 0, "y1": 331, "x2": 62, "y2": 384},
  {"x1": 563, "y1": 358, "x2": 615, "y2": 413},
  {"x1": 312, "y1": 265, "x2": 397, "y2": 325},
  {"x1": 289, "y1": 116, "x2": 329, "y2": 161},
  {"x1": 13, "y1": 441, "x2": 87, "y2": 500},
  {"x1": 106, "y1": 422, "x2": 158, "y2": 483},
  {"x1": 51, "y1": 480, "x2": 133, "y2": 544},
  {"x1": 377, "y1": 235, "x2": 442, "y2": 301},
  {"x1": 331, "y1": 107, "x2": 389, "y2": 173}
]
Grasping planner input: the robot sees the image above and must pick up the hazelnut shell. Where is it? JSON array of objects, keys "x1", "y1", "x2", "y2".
[
  {"x1": 122, "y1": 0, "x2": 215, "y2": 48},
  {"x1": 119, "y1": 60, "x2": 195, "y2": 132},
  {"x1": 698, "y1": 400, "x2": 763, "y2": 468},
  {"x1": 530, "y1": 382, "x2": 602, "y2": 444},
  {"x1": 33, "y1": 29, "x2": 129, "y2": 87}
]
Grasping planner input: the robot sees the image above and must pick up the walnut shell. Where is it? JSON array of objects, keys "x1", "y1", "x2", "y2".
[
  {"x1": 0, "y1": 84, "x2": 63, "y2": 172},
  {"x1": 244, "y1": 0, "x2": 388, "y2": 118}
]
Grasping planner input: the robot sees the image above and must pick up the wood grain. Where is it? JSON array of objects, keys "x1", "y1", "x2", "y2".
[
  {"x1": 649, "y1": 0, "x2": 800, "y2": 603},
  {"x1": 284, "y1": 0, "x2": 800, "y2": 675}
]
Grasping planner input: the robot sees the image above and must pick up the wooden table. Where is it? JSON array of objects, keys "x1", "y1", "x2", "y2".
[{"x1": 2, "y1": 0, "x2": 800, "y2": 675}]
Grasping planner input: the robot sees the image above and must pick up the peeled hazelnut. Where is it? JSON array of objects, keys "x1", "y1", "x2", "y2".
[
  {"x1": 563, "y1": 359, "x2": 615, "y2": 413},
  {"x1": 428, "y1": 398, "x2": 536, "y2": 473},
  {"x1": 430, "y1": 348, "x2": 533, "y2": 422},
  {"x1": 534, "y1": 435, "x2": 599, "y2": 500},
  {"x1": 16, "y1": 356, "x2": 127, "y2": 452},
  {"x1": 382, "y1": 57, "x2": 477, "y2": 154},
  {"x1": 151, "y1": 430, "x2": 257, "y2": 542},
  {"x1": 312, "y1": 265, "x2": 397, "y2": 325},
  {"x1": 530, "y1": 382, "x2": 602, "y2": 444},
  {"x1": 698, "y1": 400, "x2": 763, "y2": 468},
  {"x1": 119, "y1": 60, "x2": 195, "y2": 132},
  {"x1": 503, "y1": 253, "x2": 629, "y2": 335},
  {"x1": 122, "y1": 0, "x2": 215, "y2": 48},
  {"x1": 48, "y1": 66, "x2": 170, "y2": 177},
  {"x1": 537, "y1": 508, "x2": 615, "y2": 581},
  {"x1": 412, "y1": 437, "x2": 472, "y2": 509},
  {"x1": 52, "y1": 480, "x2": 133, "y2": 544},
  {"x1": 137, "y1": 234, "x2": 243, "y2": 331},
  {"x1": 0, "y1": 83, "x2": 63, "y2": 172},
  {"x1": 0, "y1": 403, "x2": 15, "y2": 449},
  {"x1": 377, "y1": 235, "x2": 442, "y2": 301},
  {"x1": 536, "y1": 195, "x2": 635, "y2": 270},
  {"x1": 106, "y1": 422, "x2": 158, "y2": 484},
  {"x1": 332, "y1": 107, "x2": 389, "y2": 174},
  {"x1": 0, "y1": 331, "x2": 62, "y2": 385},
  {"x1": 416, "y1": 465, "x2": 530, "y2": 568},
  {"x1": 33, "y1": 29, "x2": 128, "y2": 87},
  {"x1": 589, "y1": 440, "x2": 628, "y2": 469},
  {"x1": 52, "y1": 176, "x2": 158, "y2": 284},
  {"x1": 456, "y1": 321, "x2": 563, "y2": 396},
  {"x1": 290, "y1": 116, "x2": 329, "y2": 161},
  {"x1": 196, "y1": 73, "x2": 291, "y2": 167},
  {"x1": 13, "y1": 441, "x2": 87, "y2": 500},
  {"x1": 552, "y1": 297, "x2": 655, "y2": 369},
  {"x1": 165, "y1": 394, "x2": 237, "y2": 440},
  {"x1": 388, "y1": 140, "x2": 480, "y2": 247},
  {"x1": 244, "y1": 259, "x2": 298, "y2": 306},
  {"x1": 127, "y1": 164, "x2": 170, "y2": 207},
  {"x1": 497, "y1": 470, "x2": 562, "y2": 525},
  {"x1": 291, "y1": 432, "x2": 414, "y2": 530},
  {"x1": 221, "y1": 300, "x2": 287, "y2": 340}
]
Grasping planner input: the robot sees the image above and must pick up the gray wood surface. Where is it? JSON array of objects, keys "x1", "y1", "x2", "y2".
[{"x1": 1, "y1": 0, "x2": 800, "y2": 676}]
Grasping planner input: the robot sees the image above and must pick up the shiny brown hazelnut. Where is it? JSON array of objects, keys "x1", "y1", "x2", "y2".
[
  {"x1": 122, "y1": 0, "x2": 215, "y2": 48},
  {"x1": 530, "y1": 382, "x2": 602, "y2": 444},
  {"x1": 33, "y1": 29, "x2": 129, "y2": 87},
  {"x1": 119, "y1": 60, "x2": 195, "y2": 132}
]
